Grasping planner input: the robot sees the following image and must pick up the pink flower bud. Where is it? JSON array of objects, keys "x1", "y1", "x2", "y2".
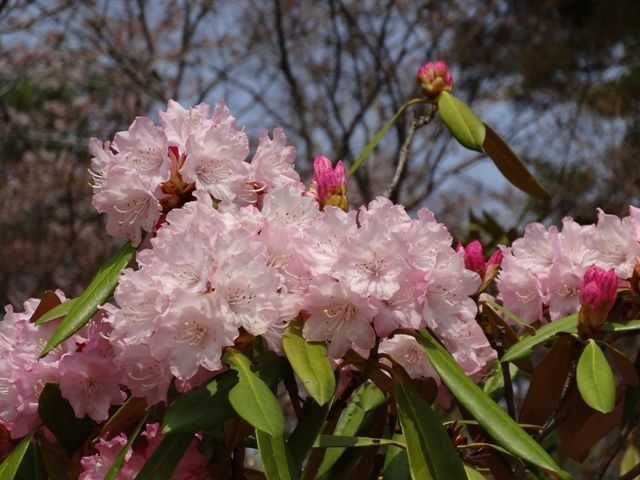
[
  {"x1": 417, "y1": 60, "x2": 453, "y2": 99},
  {"x1": 579, "y1": 265, "x2": 618, "y2": 336},
  {"x1": 310, "y1": 155, "x2": 348, "y2": 211},
  {"x1": 457, "y1": 240, "x2": 502, "y2": 278},
  {"x1": 580, "y1": 266, "x2": 617, "y2": 313}
]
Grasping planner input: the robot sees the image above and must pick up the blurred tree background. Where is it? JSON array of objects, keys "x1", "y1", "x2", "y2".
[{"x1": 0, "y1": 0, "x2": 638, "y2": 306}]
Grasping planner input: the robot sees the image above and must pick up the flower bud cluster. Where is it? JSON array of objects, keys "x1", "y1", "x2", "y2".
[{"x1": 497, "y1": 208, "x2": 640, "y2": 324}]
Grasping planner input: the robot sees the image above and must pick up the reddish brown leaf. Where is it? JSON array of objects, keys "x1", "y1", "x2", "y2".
[{"x1": 29, "y1": 290, "x2": 62, "y2": 323}]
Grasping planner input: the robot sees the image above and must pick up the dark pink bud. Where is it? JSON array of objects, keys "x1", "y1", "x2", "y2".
[
  {"x1": 580, "y1": 265, "x2": 618, "y2": 313},
  {"x1": 311, "y1": 155, "x2": 348, "y2": 211},
  {"x1": 460, "y1": 240, "x2": 486, "y2": 275},
  {"x1": 417, "y1": 61, "x2": 454, "y2": 99}
]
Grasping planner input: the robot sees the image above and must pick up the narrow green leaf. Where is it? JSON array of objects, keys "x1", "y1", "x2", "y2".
[
  {"x1": 283, "y1": 320, "x2": 335, "y2": 405},
  {"x1": 224, "y1": 349, "x2": 285, "y2": 438},
  {"x1": 0, "y1": 434, "x2": 32, "y2": 480},
  {"x1": 395, "y1": 373, "x2": 466, "y2": 480},
  {"x1": 37, "y1": 383, "x2": 94, "y2": 456},
  {"x1": 416, "y1": 330, "x2": 569, "y2": 479},
  {"x1": 256, "y1": 429, "x2": 299, "y2": 480},
  {"x1": 602, "y1": 319, "x2": 640, "y2": 333},
  {"x1": 34, "y1": 298, "x2": 78, "y2": 325},
  {"x1": 437, "y1": 91, "x2": 485, "y2": 152},
  {"x1": 348, "y1": 98, "x2": 426, "y2": 176},
  {"x1": 483, "y1": 123, "x2": 549, "y2": 200},
  {"x1": 134, "y1": 433, "x2": 193, "y2": 480},
  {"x1": 501, "y1": 313, "x2": 578, "y2": 363},
  {"x1": 620, "y1": 442, "x2": 640, "y2": 477},
  {"x1": 315, "y1": 382, "x2": 387, "y2": 477},
  {"x1": 576, "y1": 340, "x2": 616, "y2": 413},
  {"x1": 287, "y1": 401, "x2": 330, "y2": 470},
  {"x1": 40, "y1": 242, "x2": 136, "y2": 357},
  {"x1": 104, "y1": 412, "x2": 150, "y2": 480},
  {"x1": 314, "y1": 435, "x2": 404, "y2": 449}
]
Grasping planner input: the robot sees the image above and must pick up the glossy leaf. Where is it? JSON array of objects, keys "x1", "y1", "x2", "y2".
[
  {"x1": 501, "y1": 313, "x2": 578, "y2": 362},
  {"x1": 483, "y1": 123, "x2": 549, "y2": 200},
  {"x1": 576, "y1": 340, "x2": 616, "y2": 413},
  {"x1": 0, "y1": 434, "x2": 32, "y2": 480},
  {"x1": 315, "y1": 382, "x2": 387, "y2": 477},
  {"x1": 224, "y1": 349, "x2": 285, "y2": 438},
  {"x1": 602, "y1": 319, "x2": 640, "y2": 333},
  {"x1": 395, "y1": 370, "x2": 466, "y2": 480},
  {"x1": 40, "y1": 242, "x2": 136, "y2": 357},
  {"x1": 256, "y1": 429, "x2": 299, "y2": 480},
  {"x1": 437, "y1": 91, "x2": 485, "y2": 151},
  {"x1": 348, "y1": 98, "x2": 426, "y2": 176},
  {"x1": 34, "y1": 298, "x2": 78, "y2": 325},
  {"x1": 134, "y1": 433, "x2": 193, "y2": 480},
  {"x1": 416, "y1": 330, "x2": 569, "y2": 479},
  {"x1": 381, "y1": 433, "x2": 410, "y2": 480},
  {"x1": 283, "y1": 320, "x2": 335, "y2": 405}
]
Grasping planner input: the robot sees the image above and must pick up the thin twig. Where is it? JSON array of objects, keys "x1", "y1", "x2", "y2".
[
  {"x1": 383, "y1": 106, "x2": 436, "y2": 199},
  {"x1": 594, "y1": 410, "x2": 639, "y2": 480}
]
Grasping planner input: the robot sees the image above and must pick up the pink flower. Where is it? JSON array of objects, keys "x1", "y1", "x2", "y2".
[
  {"x1": 308, "y1": 155, "x2": 348, "y2": 211},
  {"x1": 417, "y1": 61, "x2": 453, "y2": 98}
]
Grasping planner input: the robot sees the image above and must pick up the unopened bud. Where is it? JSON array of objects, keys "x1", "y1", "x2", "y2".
[
  {"x1": 417, "y1": 61, "x2": 453, "y2": 99},
  {"x1": 578, "y1": 265, "x2": 618, "y2": 337},
  {"x1": 309, "y1": 155, "x2": 348, "y2": 211}
]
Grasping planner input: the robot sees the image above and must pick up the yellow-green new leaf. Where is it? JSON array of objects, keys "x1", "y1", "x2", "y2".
[
  {"x1": 283, "y1": 320, "x2": 335, "y2": 405},
  {"x1": 437, "y1": 91, "x2": 485, "y2": 152},
  {"x1": 483, "y1": 123, "x2": 549, "y2": 200},
  {"x1": 0, "y1": 434, "x2": 32, "y2": 479},
  {"x1": 40, "y1": 242, "x2": 136, "y2": 357},
  {"x1": 576, "y1": 340, "x2": 616, "y2": 413}
]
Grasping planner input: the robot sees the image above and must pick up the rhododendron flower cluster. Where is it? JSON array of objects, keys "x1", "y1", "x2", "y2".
[
  {"x1": 0, "y1": 293, "x2": 125, "y2": 438},
  {"x1": 497, "y1": 207, "x2": 640, "y2": 324}
]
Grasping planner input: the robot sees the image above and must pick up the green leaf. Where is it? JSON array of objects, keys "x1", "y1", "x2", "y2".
[
  {"x1": 163, "y1": 370, "x2": 238, "y2": 434},
  {"x1": 40, "y1": 242, "x2": 136, "y2": 357},
  {"x1": 134, "y1": 433, "x2": 193, "y2": 480},
  {"x1": 620, "y1": 442, "x2": 640, "y2": 477},
  {"x1": 416, "y1": 330, "x2": 569, "y2": 479},
  {"x1": 315, "y1": 435, "x2": 404, "y2": 449},
  {"x1": 602, "y1": 319, "x2": 640, "y2": 333},
  {"x1": 0, "y1": 434, "x2": 32, "y2": 480},
  {"x1": 381, "y1": 433, "x2": 410, "y2": 480},
  {"x1": 34, "y1": 298, "x2": 78, "y2": 325},
  {"x1": 482, "y1": 123, "x2": 549, "y2": 200},
  {"x1": 163, "y1": 353, "x2": 289, "y2": 434},
  {"x1": 37, "y1": 383, "x2": 95, "y2": 456},
  {"x1": 256, "y1": 429, "x2": 299, "y2": 480},
  {"x1": 287, "y1": 401, "x2": 330, "y2": 470},
  {"x1": 282, "y1": 320, "x2": 335, "y2": 405},
  {"x1": 348, "y1": 98, "x2": 426, "y2": 176},
  {"x1": 104, "y1": 413, "x2": 150, "y2": 480},
  {"x1": 315, "y1": 382, "x2": 387, "y2": 477},
  {"x1": 395, "y1": 372, "x2": 466, "y2": 480},
  {"x1": 464, "y1": 465, "x2": 487, "y2": 480},
  {"x1": 224, "y1": 349, "x2": 285, "y2": 438},
  {"x1": 576, "y1": 340, "x2": 616, "y2": 413},
  {"x1": 501, "y1": 313, "x2": 578, "y2": 363},
  {"x1": 437, "y1": 91, "x2": 485, "y2": 151}
]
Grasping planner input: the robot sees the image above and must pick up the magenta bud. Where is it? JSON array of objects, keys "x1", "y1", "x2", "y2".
[{"x1": 417, "y1": 60, "x2": 453, "y2": 99}]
